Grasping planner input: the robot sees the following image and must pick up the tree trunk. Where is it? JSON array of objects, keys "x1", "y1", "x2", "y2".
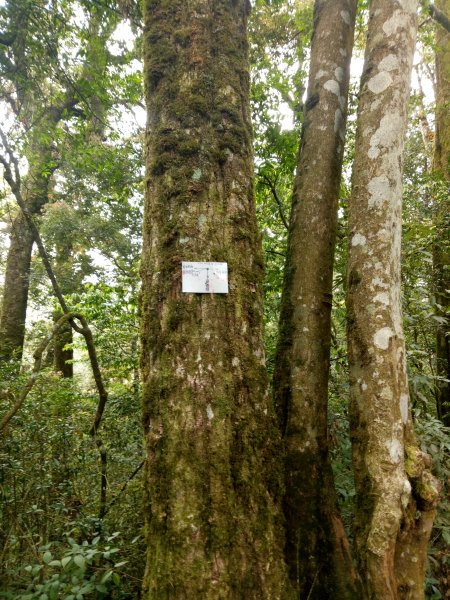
[
  {"x1": 53, "y1": 310, "x2": 73, "y2": 378},
  {"x1": 433, "y1": 0, "x2": 450, "y2": 426},
  {"x1": 346, "y1": 1, "x2": 440, "y2": 597},
  {"x1": 0, "y1": 130, "x2": 57, "y2": 364},
  {"x1": 272, "y1": 1, "x2": 359, "y2": 597},
  {"x1": 0, "y1": 213, "x2": 33, "y2": 362},
  {"x1": 140, "y1": 1, "x2": 292, "y2": 598},
  {"x1": 0, "y1": 2, "x2": 55, "y2": 364}
]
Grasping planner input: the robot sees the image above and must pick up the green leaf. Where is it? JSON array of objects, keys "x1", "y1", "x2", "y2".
[
  {"x1": 49, "y1": 560, "x2": 61, "y2": 567},
  {"x1": 113, "y1": 560, "x2": 127, "y2": 568},
  {"x1": 96, "y1": 584, "x2": 108, "y2": 593},
  {"x1": 43, "y1": 551, "x2": 52, "y2": 564},
  {"x1": 61, "y1": 556, "x2": 72, "y2": 568},
  {"x1": 73, "y1": 555, "x2": 86, "y2": 570},
  {"x1": 100, "y1": 570, "x2": 113, "y2": 584},
  {"x1": 442, "y1": 528, "x2": 450, "y2": 545}
]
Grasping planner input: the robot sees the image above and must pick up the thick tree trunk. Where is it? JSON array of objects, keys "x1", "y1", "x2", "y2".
[
  {"x1": 272, "y1": 1, "x2": 359, "y2": 598},
  {"x1": 433, "y1": 0, "x2": 450, "y2": 426},
  {"x1": 140, "y1": 1, "x2": 292, "y2": 598},
  {"x1": 346, "y1": 1, "x2": 440, "y2": 597}
]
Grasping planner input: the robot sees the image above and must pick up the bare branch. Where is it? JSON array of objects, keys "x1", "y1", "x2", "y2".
[
  {"x1": 0, "y1": 139, "x2": 70, "y2": 313},
  {"x1": 261, "y1": 174, "x2": 289, "y2": 230},
  {"x1": 103, "y1": 459, "x2": 145, "y2": 516},
  {"x1": 265, "y1": 248, "x2": 286, "y2": 258}
]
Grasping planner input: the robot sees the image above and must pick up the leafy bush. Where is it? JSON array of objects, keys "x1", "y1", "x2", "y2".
[{"x1": 2, "y1": 532, "x2": 131, "y2": 600}]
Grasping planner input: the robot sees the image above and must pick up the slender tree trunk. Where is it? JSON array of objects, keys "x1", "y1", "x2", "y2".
[
  {"x1": 140, "y1": 1, "x2": 292, "y2": 598},
  {"x1": 53, "y1": 310, "x2": 73, "y2": 378},
  {"x1": 433, "y1": 0, "x2": 450, "y2": 426},
  {"x1": 272, "y1": 1, "x2": 358, "y2": 597},
  {"x1": 346, "y1": 1, "x2": 440, "y2": 597},
  {"x1": 0, "y1": 213, "x2": 33, "y2": 362}
]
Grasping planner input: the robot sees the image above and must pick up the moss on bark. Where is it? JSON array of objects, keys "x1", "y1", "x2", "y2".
[{"x1": 141, "y1": 1, "x2": 292, "y2": 597}]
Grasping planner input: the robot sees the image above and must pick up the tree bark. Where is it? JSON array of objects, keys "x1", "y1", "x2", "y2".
[
  {"x1": 0, "y1": 212, "x2": 33, "y2": 362},
  {"x1": 53, "y1": 309, "x2": 73, "y2": 378},
  {"x1": 141, "y1": 1, "x2": 292, "y2": 598},
  {"x1": 433, "y1": 0, "x2": 450, "y2": 426},
  {"x1": 272, "y1": 1, "x2": 359, "y2": 598},
  {"x1": 346, "y1": 1, "x2": 440, "y2": 597}
]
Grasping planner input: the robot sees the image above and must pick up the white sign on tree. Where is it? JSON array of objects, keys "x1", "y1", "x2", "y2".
[{"x1": 181, "y1": 262, "x2": 228, "y2": 294}]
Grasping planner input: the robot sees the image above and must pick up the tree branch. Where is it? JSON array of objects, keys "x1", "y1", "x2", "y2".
[
  {"x1": 430, "y1": 3, "x2": 450, "y2": 32},
  {"x1": 261, "y1": 174, "x2": 289, "y2": 230},
  {"x1": 421, "y1": 1, "x2": 450, "y2": 33},
  {"x1": 0, "y1": 129, "x2": 69, "y2": 313},
  {"x1": 265, "y1": 248, "x2": 286, "y2": 258},
  {"x1": 102, "y1": 459, "x2": 145, "y2": 517}
]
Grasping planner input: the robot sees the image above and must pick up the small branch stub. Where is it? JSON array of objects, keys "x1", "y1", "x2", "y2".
[{"x1": 181, "y1": 262, "x2": 228, "y2": 294}]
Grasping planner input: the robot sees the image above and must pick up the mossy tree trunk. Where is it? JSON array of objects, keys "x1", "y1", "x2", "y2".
[
  {"x1": 272, "y1": 1, "x2": 359, "y2": 598},
  {"x1": 433, "y1": 0, "x2": 450, "y2": 426},
  {"x1": 141, "y1": 1, "x2": 292, "y2": 598},
  {"x1": 346, "y1": 1, "x2": 440, "y2": 597}
]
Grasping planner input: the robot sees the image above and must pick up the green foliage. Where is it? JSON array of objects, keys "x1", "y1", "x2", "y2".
[
  {"x1": 401, "y1": 108, "x2": 447, "y2": 414},
  {"x1": 0, "y1": 0, "x2": 145, "y2": 586},
  {"x1": 67, "y1": 280, "x2": 138, "y2": 383},
  {"x1": 3, "y1": 533, "x2": 127, "y2": 599},
  {"x1": 415, "y1": 414, "x2": 450, "y2": 599},
  {"x1": 0, "y1": 364, "x2": 145, "y2": 598}
]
